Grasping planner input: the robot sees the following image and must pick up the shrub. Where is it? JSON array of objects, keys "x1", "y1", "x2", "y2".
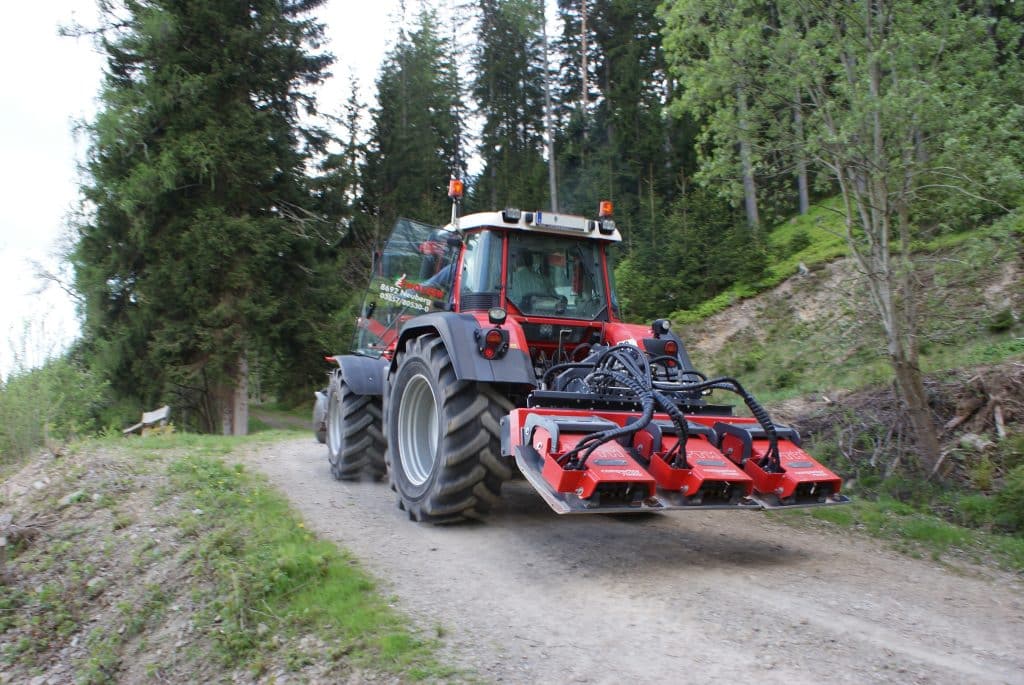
[
  {"x1": 788, "y1": 229, "x2": 812, "y2": 254},
  {"x1": 986, "y1": 307, "x2": 1016, "y2": 333},
  {"x1": 954, "y1": 494, "x2": 997, "y2": 529},
  {"x1": 0, "y1": 357, "x2": 109, "y2": 463},
  {"x1": 995, "y1": 465, "x2": 1024, "y2": 534}
]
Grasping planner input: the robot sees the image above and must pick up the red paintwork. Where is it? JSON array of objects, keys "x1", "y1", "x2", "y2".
[
  {"x1": 718, "y1": 432, "x2": 843, "y2": 500},
  {"x1": 509, "y1": 408, "x2": 755, "y2": 498},
  {"x1": 645, "y1": 435, "x2": 754, "y2": 496},
  {"x1": 507, "y1": 407, "x2": 842, "y2": 502},
  {"x1": 604, "y1": 321, "x2": 659, "y2": 346},
  {"x1": 535, "y1": 429, "x2": 656, "y2": 499}
]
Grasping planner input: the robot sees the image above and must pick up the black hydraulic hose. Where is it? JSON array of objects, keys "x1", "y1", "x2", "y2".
[
  {"x1": 557, "y1": 367, "x2": 655, "y2": 469},
  {"x1": 557, "y1": 344, "x2": 694, "y2": 470},
  {"x1": 541, "y1": 362, "x2": 597, "y2": 389},
  {"x1": 651, "y1": 389, "x2": 691, "y2": 468},
  {"x1": 667, "y1": 376, "x2": 783, "y2": 473},
  {"x1": 544, "y1": 344, "x2": 783, "y2": 474}
]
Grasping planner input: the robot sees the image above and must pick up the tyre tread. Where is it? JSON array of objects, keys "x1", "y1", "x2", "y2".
[
  {"x1": 327, "y1": 373, "x2": 387, "y2": 481},
  {"x1": 386, "y1": 335, "x2": 513, "y2": 523}
]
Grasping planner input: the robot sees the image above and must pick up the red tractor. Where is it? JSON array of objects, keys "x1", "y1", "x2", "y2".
[{"x1": 315, "y1": 184, "x2": 848, "y2": 522}]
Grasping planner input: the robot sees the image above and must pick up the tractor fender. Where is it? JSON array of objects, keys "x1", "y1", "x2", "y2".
[
  {"x1": 391, "y1": 312, "x2": 535, "y2": 385},
  {"x1": 331, "y1": 355, "x2": 389, "y2": 397}
]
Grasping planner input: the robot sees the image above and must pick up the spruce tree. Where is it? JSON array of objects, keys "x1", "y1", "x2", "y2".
[
  {"x1": 73, "y1": 0, "x2": 335, "y2": 433},
  {"x1": 470, "y1": 0, "x2": 548, "y2": 210},
  {"x1": 363, "y1": 9, "x2": 464, "y2": 228}
]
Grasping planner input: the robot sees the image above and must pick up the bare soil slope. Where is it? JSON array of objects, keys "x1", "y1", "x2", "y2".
[{"x1": 246, "y1": 436, "x2": 1024, "y2": 685}]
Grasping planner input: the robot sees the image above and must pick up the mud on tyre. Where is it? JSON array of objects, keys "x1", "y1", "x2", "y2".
[
  {"x1": 386, "y1": 334, "x2": 513, "y2": 523},
  {"x1": 326, "y1": 374, "x2": 386, "y2": 481}
]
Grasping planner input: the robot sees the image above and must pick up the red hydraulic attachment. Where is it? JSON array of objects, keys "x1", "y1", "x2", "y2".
[
  {"x1": 711, "y1": 419, "x2": 844, "y2": 506},
  {"x1": 505, "y1": 408, "x2": 848, "y2": 515}
]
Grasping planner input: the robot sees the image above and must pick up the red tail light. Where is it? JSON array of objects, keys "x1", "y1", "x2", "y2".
[{"x1": 477, "y1": 327, "x2": 509, "y2": 360}]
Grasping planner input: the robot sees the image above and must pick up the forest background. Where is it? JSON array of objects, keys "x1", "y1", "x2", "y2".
[{"x1": 2, "y1": 0, "x2": 1022, "y2": 470}]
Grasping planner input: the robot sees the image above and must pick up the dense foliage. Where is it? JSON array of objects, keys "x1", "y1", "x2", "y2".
[
  {"x1": 0, "y1": 355, "x2": 108, "y2": 463},
  {"x1": 362, "y1": 8, "x2": 465, "y2": 229},
  {"x1": 659, "y1": 0, "x2": 1024, "y2": 471}
]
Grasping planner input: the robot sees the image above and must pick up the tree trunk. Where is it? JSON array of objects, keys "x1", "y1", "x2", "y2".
[
  {"x1": 581, "y1": 0, "x2": 589, "y2": 113},
  {"x1": 541, "y1": 0, "x2": 558, "y2": 211},
  {"x1": 232, "y1": 351, "x2": 249, "y2": 436},
  {"x1": 736, "y1": 84, "x2": 760, "y2": 230},
  {"x1": 793, "y1": 88, "x2": 810, "y2": 214},
  {"x1": 892, "y1": 356, "x2": 941, "y2": 472},
  {"x1": 834, "y1": 162, "x2": 941, "y2": 475},
  {"x1": 220, "y1": 351, "x2": 249, "y2": 436}
]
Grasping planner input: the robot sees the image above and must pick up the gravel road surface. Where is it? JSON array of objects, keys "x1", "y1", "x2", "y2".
[{"x1": 244, "y1": 436, "x2": 1024, "y2": 685}]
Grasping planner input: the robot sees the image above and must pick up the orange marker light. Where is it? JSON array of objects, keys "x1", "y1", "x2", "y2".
[
  {"x1": 448, "y1": 179, "x2": 464, "y2": 199},
  {"x1": 598, "y1": 200, "x2": 614, "y2": 217}
]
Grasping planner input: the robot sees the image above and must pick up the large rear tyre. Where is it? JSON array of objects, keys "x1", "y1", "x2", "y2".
[
  {"x1": 386, "y1": 334, "x2": 513, "y2": 523},
  {"x1": 326, "y1": 374, "x2": 386, "y2": 481}
]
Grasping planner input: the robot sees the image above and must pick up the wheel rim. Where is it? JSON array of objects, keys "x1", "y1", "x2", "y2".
[
  {"x1": 327, "y1": 393, "x2": 343, "y2": 458},
  {"x1": 397, "y1": 373, "x2": 438, "y2": 486}
]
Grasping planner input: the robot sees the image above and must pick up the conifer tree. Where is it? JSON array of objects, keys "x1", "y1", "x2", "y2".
[
  {"x1": 73, "y1": 0, "x2": 335, "y2": 433},
  {"x1": 471, "y1": 0, "x2": 549, "y2": 210},
  {"x1": 363, "y1": 9, "x2": 464, "y2": 228}
]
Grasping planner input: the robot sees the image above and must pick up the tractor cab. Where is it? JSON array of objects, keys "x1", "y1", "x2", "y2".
[{"x1": 353, "y1": 204, "x2": 625, "y2": 377}]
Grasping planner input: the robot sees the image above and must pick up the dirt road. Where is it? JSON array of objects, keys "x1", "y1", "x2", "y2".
[{"x1": 244, "y1": 436, "x2": 1024, "y2": 685}]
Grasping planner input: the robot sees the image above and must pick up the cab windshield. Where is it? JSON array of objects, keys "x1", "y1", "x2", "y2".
[{"x1": 506, "y1": 232, "x2": 609, "y2": 320}]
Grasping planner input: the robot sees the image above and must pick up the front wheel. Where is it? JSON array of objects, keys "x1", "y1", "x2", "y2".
[
  {"x1": 386, "y1": 335, "x2": 512, "y2": 523},
  {"x1": 326, "y1": 375, "x2": 385, "y2": 481}
]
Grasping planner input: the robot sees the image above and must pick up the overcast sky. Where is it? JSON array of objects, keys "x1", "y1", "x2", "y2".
[{"x1": 0, "y1": 0, "x2": 500, "y2": 379}]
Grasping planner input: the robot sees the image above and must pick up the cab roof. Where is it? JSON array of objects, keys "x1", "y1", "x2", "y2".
[{"x1": 444, "y1": 209, "x2": 623, "y2": 243}]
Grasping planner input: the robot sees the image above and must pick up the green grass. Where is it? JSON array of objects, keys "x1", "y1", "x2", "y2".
[
  {"x1": 776, "y1": 499, "x2": 1024, "y2": 572},
  {"x1": 165, "y1": 445, "x2": 453, "y2": 679},
  {"x1": 259, "y1": 398, "x2": 316, "y2": 420},
  {"x1": 247, "y1": 415, "x2": 275, "y2": 433},
  {"x1": 0, "y1": 431, "x2": 456, "y2": 681},
  {"x1": 763, "y1": 199, "x2": 848, "y2": 280}
]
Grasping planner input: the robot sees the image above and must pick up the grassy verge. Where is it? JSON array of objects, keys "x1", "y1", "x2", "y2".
[
  {"x1": 685, "y1": 206, "x2": 1023, "y2": 402},
  {"x1": 771, "y1": 499, "x2": 1024, "y2": 573},
  {"x1": 165, "y1": 444, "x2": 449, "y2": 679},
  {"x1": 0, "y1": 432, "x2": 455, "y2": 683}
]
